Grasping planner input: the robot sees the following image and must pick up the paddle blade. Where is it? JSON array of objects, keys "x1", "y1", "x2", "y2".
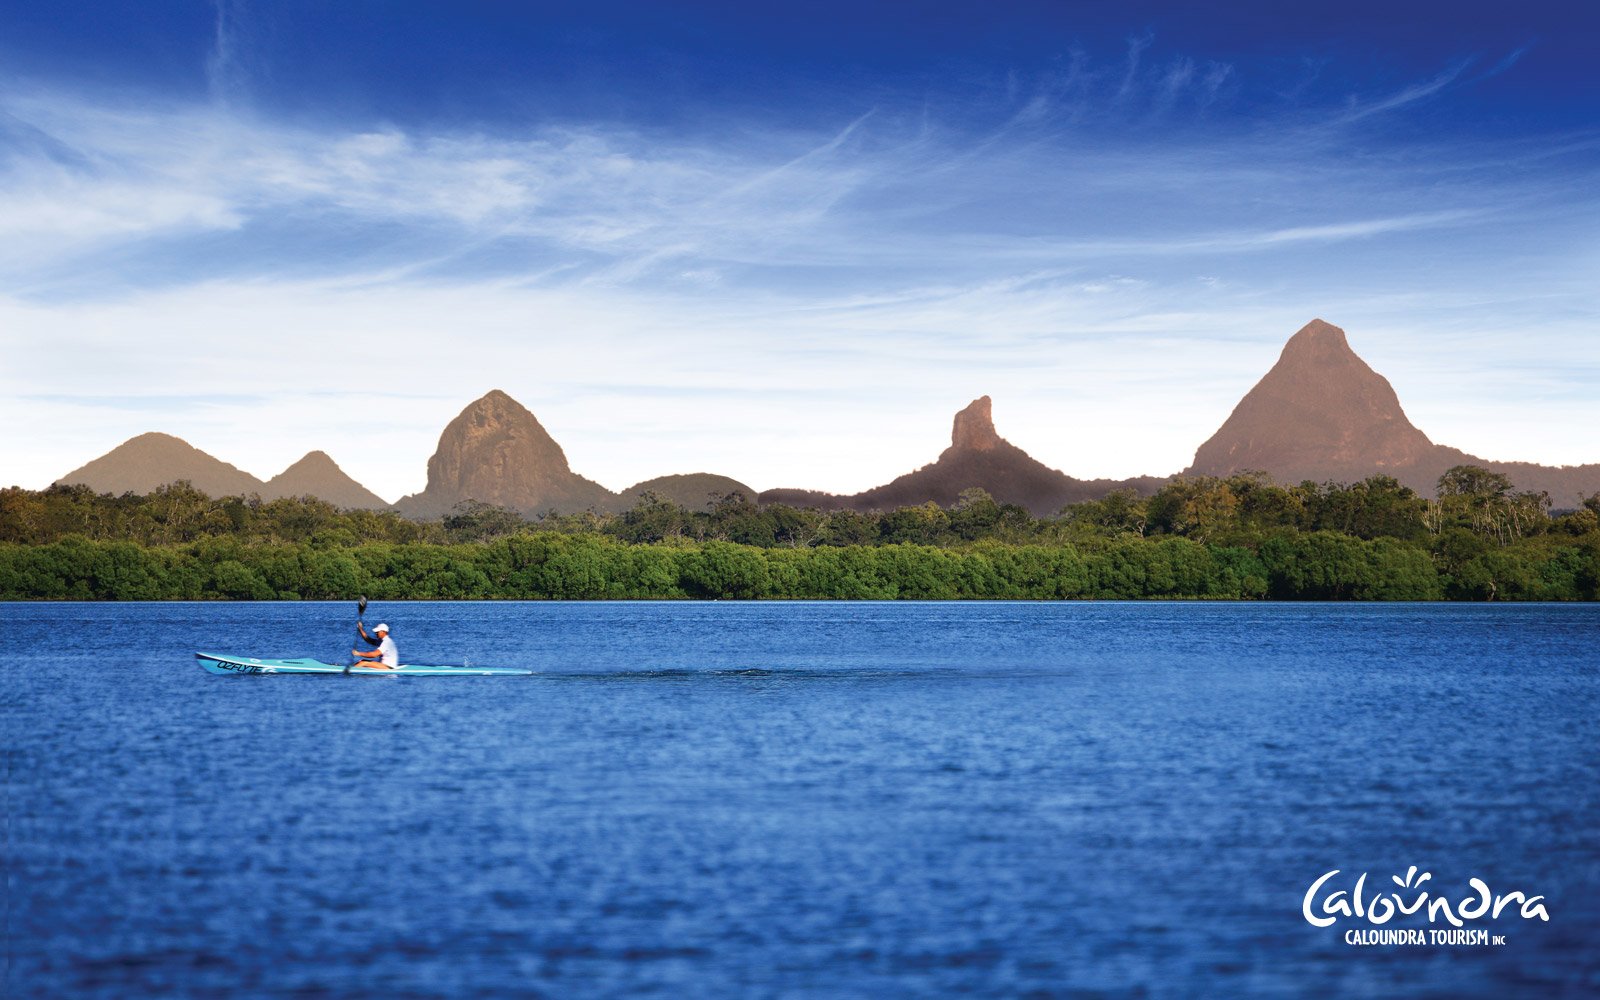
[{"x1": 358, "y1": 596, "x2": 368, "y2": 616}]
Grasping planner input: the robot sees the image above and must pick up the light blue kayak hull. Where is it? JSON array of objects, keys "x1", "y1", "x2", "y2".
[{"x1": 195, "y1": 652, "x2": 534, "y2": 676}]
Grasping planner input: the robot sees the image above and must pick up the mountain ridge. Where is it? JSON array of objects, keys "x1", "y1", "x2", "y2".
[
  {"x1": 48, "y1": 319, "x2": 1600, "y2": 513},
  {"x1": 760, "y1": 396, "x2": 1167, "y2": 516},
  {"x1": 56, "y1": 434, "x2": 394, "y2": 509}
]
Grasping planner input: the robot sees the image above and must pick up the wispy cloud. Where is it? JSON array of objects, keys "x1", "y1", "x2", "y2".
[
  {"x1": 1332, "y1": 60, "x2": 1472, "y2": 124},
  {"x1": 0, "y1": 75, "x2": 1550, "y2": 296},
  {"x1": 1, "y1": 40, "x2": 1597, "y2": 496},
  {"x1": 1484, "y1": 45, "x2": 1532, "y2": 79},
  {"x1": 1232, "y1": 210, "x2": 1487, "y2": 247},
  {"x1": 205, "y1": 0, "x2": 247, "y2": 106},
  {"x1": 1117, "y1": 33, "x2": 1155, "y2": 102},
  {"x1": 0, "y1": 88, "x2": 897, "y2": 291}
]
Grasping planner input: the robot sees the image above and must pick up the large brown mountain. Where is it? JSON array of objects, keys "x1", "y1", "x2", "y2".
[
  {"x1": 261, "y1": 451, "x2": 390, "y2": 509},
  {"x1": 1188, "y1": 319, "x2": 1436, "y2": 484},
  {"x1": 394, "y1": 390, "x2": 616, "y2": 517},
  {"x1": 1187, "y1": 319, "x2": 1600, "y2": 502},
  {"x1": 57, "y1": 432, "x2": 265, "y2": 498},
  {"x1": 760, "y1": 396, "x2": 1166, "y2": 516}
]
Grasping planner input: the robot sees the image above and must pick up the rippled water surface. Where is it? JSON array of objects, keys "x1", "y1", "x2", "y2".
[{"x1": 6, "y1": 601, "x2": 1598, "y2": 997}]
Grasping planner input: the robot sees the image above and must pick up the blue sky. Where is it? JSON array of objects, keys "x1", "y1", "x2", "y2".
[{"x1": 2, "y1": 2, "x2": 1596, "y2": 500}]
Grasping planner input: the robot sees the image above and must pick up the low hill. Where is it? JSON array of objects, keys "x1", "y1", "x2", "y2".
[
  {"x1": 618, "y1": 473, "x2": 756, "y2": 511},
  {"x1": 57, "y1": 432, "x2": 264, "y2": 498},
  {"x1": 261, "y1": 451, "x2": 391, "y2": 509}
]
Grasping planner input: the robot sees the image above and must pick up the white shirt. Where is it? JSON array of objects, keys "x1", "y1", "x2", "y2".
[{"x1": 376, "y1": 635, "x2": 398, "y2": 667}]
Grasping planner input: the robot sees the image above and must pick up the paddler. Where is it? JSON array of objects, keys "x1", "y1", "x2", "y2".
[{"x1": 352, "y1": 622, "x2": 399, "y2": 669}]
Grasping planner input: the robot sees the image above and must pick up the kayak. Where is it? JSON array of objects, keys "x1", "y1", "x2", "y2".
[{"x1": 195, "y1": 652, "x2": 535, "y2": 676}]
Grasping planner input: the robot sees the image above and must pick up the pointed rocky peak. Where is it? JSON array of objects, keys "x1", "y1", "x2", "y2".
[
  {"x1": 1187, "y1": 318, "x2": 1435, "y2": 482},
  {"x1": 449, "y1": 389, "x2": 571, "y2": 472},
  {"x1": 1275, "y1": 317, "x2": 1362, "y2": 369},
  {"x1": 395, "y1": 389, "x2": 617, "y2": 516},
  {"x1": 1255, "y1": 318, "x2": 1405, "y2": 403},
  {"x1": 57, "y1": 432, "x2": 264, "y2": 498},
  {"x1": 951, "y1": 396, "x2": 1002, "y2": 452},
  {"x1": 263, "y1": 451, "x2": 389, "y2": 509},
  {"x1": 276, "y1": 450, "x2": 340, "y2": 476},
  {"x1": 1285, "y1": 317, "x2": 1349, "y2": 347},
  {"x1": 467, "y1": 388, "x2": 525, "y2": 417},
  {"x1": 820, "y1": 392, "x2": 1128, "y2": 516}
]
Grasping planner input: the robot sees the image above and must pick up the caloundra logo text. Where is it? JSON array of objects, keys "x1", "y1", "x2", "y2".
[{"x1": 1303, "y1": 867, "x2": 1549, "y2": 946}]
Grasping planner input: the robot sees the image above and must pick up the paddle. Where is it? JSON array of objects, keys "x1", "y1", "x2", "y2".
[{"x1": 345, "y1": 595, "x2": 369, "y2": 675}]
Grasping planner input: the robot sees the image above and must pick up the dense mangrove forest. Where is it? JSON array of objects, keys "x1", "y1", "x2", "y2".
[{"x1": 2, "y1": 466, "x2": 1597, "y2": 600}]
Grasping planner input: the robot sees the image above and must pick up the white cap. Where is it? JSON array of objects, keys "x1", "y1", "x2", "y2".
[{"x1": 374, "y1": 623, "x2": 390, "y2": 633}]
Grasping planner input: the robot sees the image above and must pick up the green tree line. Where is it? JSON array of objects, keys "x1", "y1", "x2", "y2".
[{"x1": 1, "y1": 467, "x2": 1597, "y2": 600}]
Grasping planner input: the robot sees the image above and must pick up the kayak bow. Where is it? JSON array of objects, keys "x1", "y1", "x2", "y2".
[{"x1": 195, "y1": 652, "x2": 534, "y2": 676}]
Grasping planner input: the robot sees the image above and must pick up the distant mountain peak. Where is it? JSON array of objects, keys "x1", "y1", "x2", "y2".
[
  {"x1": 394, "y1": 389, "x2": 614, "y2": 516},
  {"x1": 57, "y1": 433, "x2": 388, "y2": 507},
  {"x1": 279, "y1": 450, "x2": 338, "y2": 472},
  {"x1": 454, "y1": 390, "x2": 571, "y2": 471},
  {"x1": 1277, "y1": 317, "x2": 1359, "y2": 365},
  {"x1": 57, "y1": 432, "x2": 264, "y2": 498},
  {"x1": 263, "y1": 451, "x2": 389, "y2": 509},
  {"x1": 128, "y1": 431, "x2": 187, "y2": 447},
  {"x1": 1289, "y1": 317, "x2": 1346, "y2": 342},
  {"x1": 951, "y1": 396, "x2": 1001, "y2": 452},
  {"x1": 1187, "y1": 318, "x2": 1434, "y2": 483},
  {"x1": 760, "y1": 394, "x2": 1164, "y2": 515}
]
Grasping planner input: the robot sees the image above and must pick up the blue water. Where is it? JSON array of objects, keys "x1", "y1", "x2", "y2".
[{"x1": 5, "y1": 601, "x2": 1598, "y2": 997}]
